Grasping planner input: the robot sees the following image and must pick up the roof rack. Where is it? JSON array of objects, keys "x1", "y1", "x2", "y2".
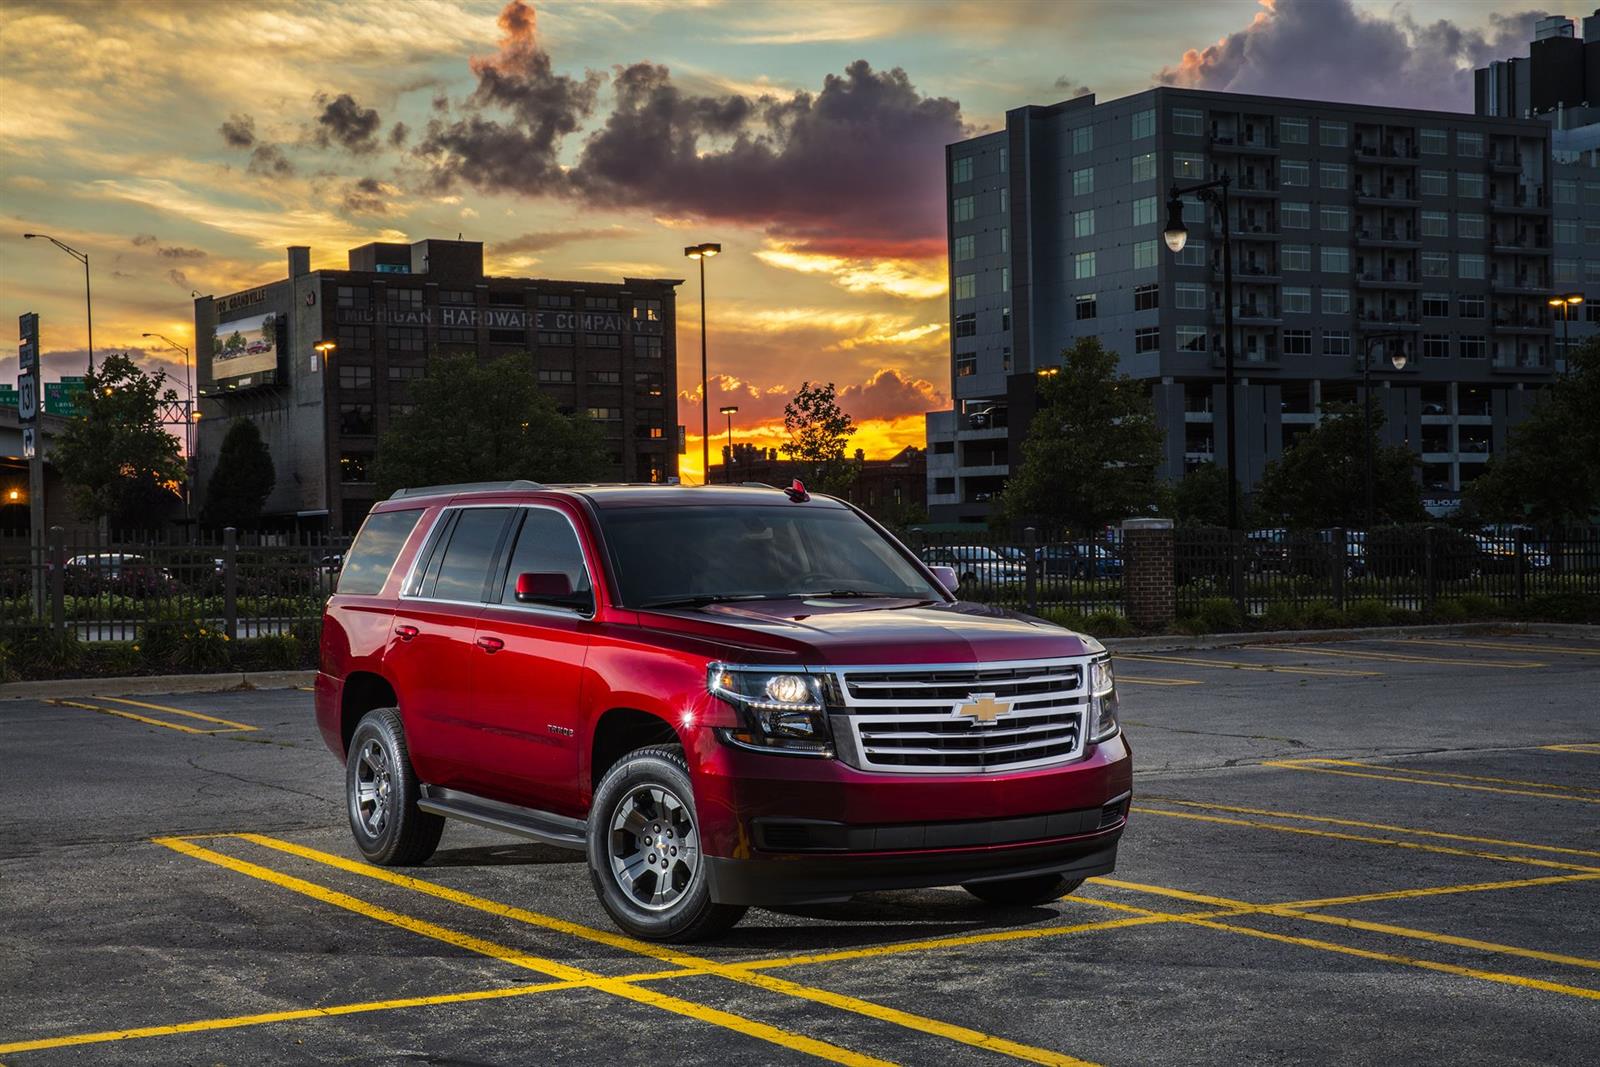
[{"x1": 388, "y1": 480, "x2": 546, "y2": 500}]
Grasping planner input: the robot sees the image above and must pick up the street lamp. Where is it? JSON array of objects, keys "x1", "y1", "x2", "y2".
[
  {"x1": 684, "y1": 242, "x2": 721, "y2": 485},
  {"x1": 23, "y1": 233, "x2": 94, "y2": 371},
  {"x1": 1359, "y1": 332, "x2": 1409, "y2": 530},
  {"x1": 1164, "y1": 174, "x2": 1238, "y2": 533},
  {"x1": 314, "y1": 339, "x2": 337, "y2": 364},
  {"x1": 1549, "y1": 294, "x2": 1583, "y2": 361},
  {"x1": 718, "y1": 405, "x2": 739, "y2": 483}
]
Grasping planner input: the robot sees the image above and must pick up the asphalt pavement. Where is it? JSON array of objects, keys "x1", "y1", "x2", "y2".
[{"x1": 1, "y1": 632, "x2": 1597, "y2": 1065}]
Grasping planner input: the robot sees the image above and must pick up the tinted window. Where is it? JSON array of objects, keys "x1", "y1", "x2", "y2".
[
  {"x1": 500, "y1": 509, "x2": 592, "y2": 605},
  {"x1": 595, "y1": 505, "x2": 938, "y2": 607},
  {"x1": 430, "y1": 508, "x2": 512, "y2": 602},
  {"x1": 336, "y1": 509, "x2": 422, "y2": 595}
]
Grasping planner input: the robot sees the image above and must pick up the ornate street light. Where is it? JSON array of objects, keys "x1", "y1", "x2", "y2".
[{"x1": 684, "y1": 242, "x2": 722, "y2": 485}]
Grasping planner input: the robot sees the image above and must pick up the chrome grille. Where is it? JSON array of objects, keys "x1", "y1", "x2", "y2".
[{"x1": 833, "y1": 659, "x2": 1089, "y2": 774}]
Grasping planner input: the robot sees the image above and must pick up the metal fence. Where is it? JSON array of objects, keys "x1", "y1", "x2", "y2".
[
  {"x1": 900, "y1": 525, "x2": 1600, "y2": 620},
  {"x1": 0, "y1": 528, "x2": 348, "y2": 642}
]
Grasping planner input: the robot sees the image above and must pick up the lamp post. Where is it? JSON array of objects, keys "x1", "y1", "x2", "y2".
[
  {"x1": 684, "y1": 242, "x2": 721, "y2": 485},
  {"x1": 142, "y1": 332, "x2": 195, "y2": 519},
  {"x1": 1164, "y1": 174, "x2": 1236, "y2": 531},
  {"x1": 23, "y1": 233, "x2": 94, "y2": 371},
  {"x1": 1549, "y1": 293, "x2": 1583, "y2": 363},
  {"x1": 719, "y1": 405, "x2": 739, "y2": 483},
  {"x1": 1359, "y1": 332, "x2": 1409, "y2": 530}
]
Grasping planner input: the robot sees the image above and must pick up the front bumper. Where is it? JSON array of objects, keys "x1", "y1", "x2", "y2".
[{"x1": 688, "y1": 729, "x2": 1132, "y2": 906}]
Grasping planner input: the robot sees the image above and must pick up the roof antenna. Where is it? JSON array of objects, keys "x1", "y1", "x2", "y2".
[{"x1": 784, "y1": 479, "x2": 810, "y2": 503}]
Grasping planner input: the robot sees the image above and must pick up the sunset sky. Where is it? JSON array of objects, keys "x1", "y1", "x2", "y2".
[{"x1": 1, "y1": 0, "x2": 1539, "y2": 482}]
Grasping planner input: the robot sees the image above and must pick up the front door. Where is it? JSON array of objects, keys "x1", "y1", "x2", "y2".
[{"x1": 470, "y1": 506, "x2": 595, "y2": 815}]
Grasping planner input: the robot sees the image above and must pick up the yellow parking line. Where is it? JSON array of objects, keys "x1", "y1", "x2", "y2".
[
  {"x1": 238, "y1": 833, "x2": 1100, "y2": 1067},
  {"x1": 1311, "y1": 758, "x2": 1600, "y2": 796},
  {"x1": 1076, "y1": 896, "x2": 1600, "y2": 1001},
  {"x1": 1393, "y1": 637, "x2": 1600, "y2": 657},
  {"x1": 1138, "y1": 797, "x2": 1600, "y2": 860},
  {"x1": 1132, "y1": 805, "x2": 1600, "y2": 873},
  {"x1": 155, "y1": 837, "x2": 895, "y2": 1067},
  {"x1": 1119, "y1": 653, "x2": 1378, "y2": 677},
  {"x1": 50, "y1": 699, "x2": 209, "y2": 734},
  {"x1": 101, "y1": 697, "x2": 257, "y2": 732},
  {"x1": 1263, "y1": 759, "x2": 1600, "y2": 805},
  {"x1": 1274, "y1": 872, "x2": 1600, "y2": 909},
  {"x1": 1545, "y1": 743, "x2": 1600, "y2": 755},
  {"x1": 1117, "y1": 675, "x2": 1204, "y2": 687},
  {"x1": 1094, "y1": 878, "x2": 1600, "y2": 973},
  {"x1": 1259, "y1": 645, "x2": 1545, "y2": 668}
]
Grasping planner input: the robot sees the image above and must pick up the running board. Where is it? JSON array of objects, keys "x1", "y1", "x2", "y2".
[{"x1": 417, "y1": 786, "x2": 587, "y2": 850}]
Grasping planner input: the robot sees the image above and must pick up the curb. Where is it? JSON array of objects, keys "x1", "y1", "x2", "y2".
[
  {"x1": 0, "y1": 670, "x2": 315, "y2": 701},
  {"x1": 1102, "y1": 620, "x2": 1600, "y2": 654}
]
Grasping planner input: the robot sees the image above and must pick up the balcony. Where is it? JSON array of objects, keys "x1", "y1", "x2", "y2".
[
  {"x1": 1489, "y1": 154, "x2": 1522, "y2": 174},
  {"x1": 1358, "y1": 311, "x2": 1421, "y2": 330},
  {"x1": 1355, "y1": 183, "x2": 1420, "y2": 206},
  {"x1": 1490, "y1": 317, "x2": 1553, "y2": 335},
  {"x1": 1491, "y1": 236, "x2": 1550, "y2": 255},
  {"x1": 1489, "y1": 273, "x2": 1549, "y2": 296},
  {"x1": 1231, "y1": 223, "x2": 1281, "y2": 242},
  {"x1": 1356, "y1": 271, "x2": 1423, "y2": 290},
  {"x1": 1214, "y1": 304, "x2": 1282, "y2": 326},
  {"x1": 1491, "y1": 354, "x2": 1551, "y2": 374},
  {"x1": 1489, "y1": 188, "x2": 1550, "y2": 214},
  {"x1": 1220, "y1": 263, "x2": 1281, "y2": 283},
  {"x1": 1354, "y1": 226, "x2": 1420, "y2": 248},
  {"x1": 1354, "y1": 140, "x2": 1420, "y2": 164},
  {"x1": 1209, "y1": 134, "x2": 1279, "y2": 156}
]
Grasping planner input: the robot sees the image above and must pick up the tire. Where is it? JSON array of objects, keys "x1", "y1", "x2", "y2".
[
  {"x1": 345, "y1": 708, "x2": 444, "y2": 867},
  {"x1": 962, "y1": 873, "x2": 1084, "y2": 907},
  {"x1": 587, "y1": 745, "x2": 746, "y2": 942}
]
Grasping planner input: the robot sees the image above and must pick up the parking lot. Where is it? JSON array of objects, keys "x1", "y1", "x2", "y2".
[{"x1": 1, "y1": 631, "x2": 1596, "y2": 1065}]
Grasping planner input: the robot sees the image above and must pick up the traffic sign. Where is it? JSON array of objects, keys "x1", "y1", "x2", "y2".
[
  {"x1": 22, "y1": 427, "x2": 35, "y2": 460},
  {"x1": 18, "y1": 374, "x2": 37, "y2": 420}
]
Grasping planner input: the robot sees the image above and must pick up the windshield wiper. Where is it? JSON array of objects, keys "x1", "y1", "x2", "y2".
[
  {"x1": 788, "y1": 589, "x2": 920, "y2": 599},
  {"x1": 638, "y1": 593, "x2": 774, "y2": 609}
]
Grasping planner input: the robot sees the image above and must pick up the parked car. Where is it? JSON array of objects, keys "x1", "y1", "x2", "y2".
[
  {"x1": 1312, "y1": 529, "x2": 1368, "y2": 578},
  {"x1": 1244, "y1": 528, "x2": 1290, "y2": 572},
  {"x1": 1037, "y1": 542, "x2": 1123, "y2": 580},
  {"x1": 62, "y1": 553, "x2": 178, "y2": 596},
  {"x1": 317, "y1": 482, "x2": 1130, "y2": 941},
  {"x1": 917, "y1": 544, "x2": 1028, "y2": 589},
  {"x1": 1468, "y1": 534, "x2": 1550, "y2": 573}
]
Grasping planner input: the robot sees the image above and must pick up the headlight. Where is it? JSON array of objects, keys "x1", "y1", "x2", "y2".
[
  {"x1": 709, "y1": 665, "x2": 833, "y2": 757},
  {"x1": 1088, "y1": 656, "x2": 1119, "y2": 742}
]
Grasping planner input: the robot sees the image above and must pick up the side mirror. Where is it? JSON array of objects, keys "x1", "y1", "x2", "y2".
[
  {"x1": 514, "y1": 572, "x2": 592, "y2": 612},
  {"x1": 930, "y1": 565, "x2": 959, "y2": 594}
]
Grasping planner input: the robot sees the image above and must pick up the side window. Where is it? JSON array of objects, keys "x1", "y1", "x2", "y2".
[
  {"x1": 426, "y1": 508, "x2": 513, "y2": 602},
  {"x1": 499, "y1": 509, "x2": 593, "y2": 606},
  {"x1": 337, "y1": 509, "x2": 423, "y2": 595}
]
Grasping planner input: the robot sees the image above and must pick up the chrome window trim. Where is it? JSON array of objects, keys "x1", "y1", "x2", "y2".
[{"x1": 396, "y1": 501, "x2": 597, "y2": 620}]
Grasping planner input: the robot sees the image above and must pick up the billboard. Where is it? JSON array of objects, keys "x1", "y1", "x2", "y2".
[{"x1": 213, "y1": 312, "x2": 280, "y2": 382}]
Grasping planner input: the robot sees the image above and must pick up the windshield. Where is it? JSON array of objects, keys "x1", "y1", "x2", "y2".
[{"x1": 596, "y1": 505, "x2": 942, "y2": 607}]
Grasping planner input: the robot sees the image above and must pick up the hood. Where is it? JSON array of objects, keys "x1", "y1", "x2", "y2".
[{"x1": 635, "y1": 597, "x2": 1100, "y2": 666}]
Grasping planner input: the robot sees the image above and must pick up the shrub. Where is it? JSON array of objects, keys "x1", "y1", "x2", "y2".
[
  {"x1": 1301, "y1": 603, "x2": 1349, "y2": 629},
  {"x1": 1259, "y1": 601, "x2": 1305, "y2": 632},
  {"x1": 1457, "y1": 593, "x2": 1499, "y2": 619},
  {"x1": 170, "y1": 623, "x2": 232, "y2": 673},
  {"x1": 1196, "y1": 597, "x2": 1244, "y2": 633},
  {"x1": 1521, "y1": 592, "x2": 1600, "y2": 624},
  {"x1": 1431, "y1": 599, "x2": 1468, "y2": 623},
  {"x1": 1173, "y1": 614, "x2": 1210, "y2": 635},
  {"x1": 3, "y1": 627, "x2": 84, "y2": 679},
  {"x1": 234, "y1": 634, "x2": 302, "y2": 671},
  {"x1": 1085, "y1": 610, "x2": 1136, "y2": 638},
  {"x1": 1346, "y1": 600, "x2": 1394, "y2": 627}
]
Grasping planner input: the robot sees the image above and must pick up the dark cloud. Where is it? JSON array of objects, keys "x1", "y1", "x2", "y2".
[
  {"x1": 167, "y1": 268, "x2": 191, "y2": 289},
  {"x1": 493, "y1": 227, "x2": 636, "y2": 255},
  {"x1": 315, "y1": 92, "x2": 383, "y2": 153},
  {"x1": 1157, "y1": 0, "x2": 1547, "y2": 111},
  {"x1": 343, "y1": 176, "x2": 395, "y2": 215},
  {"x1": 219, "y1": 113, "x2": 256, "y2": 148},
  {"x1": 1052, "y1": 76, "x2": 1092, "y2": 98},
  {"x1": 247, "y1": 144, "x2": 294, "y2": 177},
  {"x1": 389, "y1": 121, "x2": 409, "y2": 148},
  {"x1": 837, "y1": 368, "x2": 947, "y2": 422},
  {"x1": 417, "y1": 0, "x2": 600, "y2": 192},
  {"x1": 131, "y1": 233, "x2": 158, "y2": 246},
  {"x1": 157, "y1": 246, "x2": 206, "y2": 260}
]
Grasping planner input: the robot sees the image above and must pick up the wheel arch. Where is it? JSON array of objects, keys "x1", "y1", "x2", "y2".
[
  {"x1": 589, "y1": 707, "x2": 683, "y2": 792},
  {"x1": 339, "y1": 670, "x2": 400, "y2": 757}
]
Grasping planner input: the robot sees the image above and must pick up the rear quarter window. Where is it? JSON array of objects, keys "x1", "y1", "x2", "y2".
[{"x1": 336, "y1": 509, "x2": 424, "y2": 595}]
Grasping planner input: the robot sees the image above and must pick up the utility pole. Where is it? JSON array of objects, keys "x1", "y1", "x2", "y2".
[{"x1": 19, "y1": 312, "x2": 46, "y2": 616}]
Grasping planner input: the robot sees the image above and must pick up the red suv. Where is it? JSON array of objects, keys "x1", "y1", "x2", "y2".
[{"x1": 315, "y1": 481, "x2": 1131, "y2": 941}]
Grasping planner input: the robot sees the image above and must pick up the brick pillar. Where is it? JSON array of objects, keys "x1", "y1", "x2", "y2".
[{"x1": 1122, "y1": 518, "x2": 1175, "y2": 631}]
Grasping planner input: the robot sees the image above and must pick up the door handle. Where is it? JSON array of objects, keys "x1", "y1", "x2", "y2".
[
  {"x1": 394, "y1": 624, "x2": 419, "y2": 641},
  {"x1": 476, "y1": 635, "x2": 505, "y2": 654}
]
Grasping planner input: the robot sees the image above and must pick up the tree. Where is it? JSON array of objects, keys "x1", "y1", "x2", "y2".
[
  {"x1": 200, "y1": 418, "x2": 275, "y2": 530},
  {"x1": 780, "y1": 381, "x2": 857, "y2": 495},
  {"x1": 1001, "y1": 337, "x2": 1163, "y2": 532},
  {"x1": 1463, "y1": 338, "x2": 1600, "y2": 527},
  {"x1": 1253, "y1": 402, "x2": 1425, "y2": 528},
  {"x1": 52, "y1": 352, "x2": 185, "y2": 531},
  {"x1": 372, "y1": 353, "x2": 609, "y2": 495},
  {"x1": 1163, "y1": 461, "x2": 1239, "y2": 528}
]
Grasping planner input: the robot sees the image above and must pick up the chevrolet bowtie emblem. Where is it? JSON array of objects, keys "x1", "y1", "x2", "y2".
[{"x1": 954, "y1": 694, "x2": 1011, "y2": 724}]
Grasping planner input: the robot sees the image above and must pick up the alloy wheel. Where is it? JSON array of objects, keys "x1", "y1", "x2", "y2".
[
  {"x1": 607, "y1": 783, "x2": 699, "y2": 911},
  {"x1": 353, "y1": 738, "x2": 393, "y2": 837}
]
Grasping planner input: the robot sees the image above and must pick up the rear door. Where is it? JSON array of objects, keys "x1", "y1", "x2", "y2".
[
  {"x1": 384, "y1": 505, "x2": 515, "y2": 788},
  {"x1": 468, "y1": 506, "x2": 596, "y2": 813}
]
